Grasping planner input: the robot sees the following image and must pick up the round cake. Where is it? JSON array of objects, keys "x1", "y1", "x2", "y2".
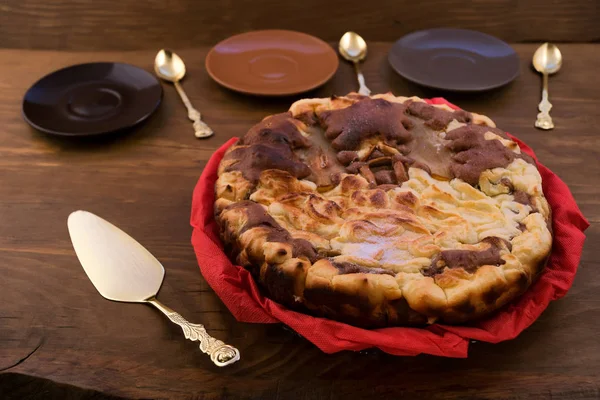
[{"x1": 214, "y1": 93, "x2": 552, "y2": 328}]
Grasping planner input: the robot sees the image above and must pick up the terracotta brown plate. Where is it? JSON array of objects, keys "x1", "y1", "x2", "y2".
[
  {"x1": 206, "y1": 30, "x2": 339, "y2": 96},
  {"x1": 22, "y1": 62, "x2": 162, "y2": 137},
  {"x1": 388, "y1": 28, "x2": 519, "y2": 92}
]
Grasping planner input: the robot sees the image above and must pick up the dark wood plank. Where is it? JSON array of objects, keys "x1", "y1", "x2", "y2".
[
  {"x1": 1, "y1": 0, "x2": 599, "y2": 51},
  {"x1": 0, "y1": 44, "x2": 599, "y2": 399},
  {"x1": 0, "y1": 373, "x2": 129, "y2": 400}
]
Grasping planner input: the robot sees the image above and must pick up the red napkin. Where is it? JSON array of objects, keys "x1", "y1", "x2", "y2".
[{"x1": 190, "y1": 98, "x2": 589, "y2": 357}]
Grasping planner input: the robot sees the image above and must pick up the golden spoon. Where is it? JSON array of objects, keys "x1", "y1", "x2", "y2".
[
  {"x1": 338, "y1": 32, "x2": 371, "y2": 96},
  {"x1": 154, "y1": 49, "x2": 213, "y2": 138},
  {"x1": 532, "y1": 43, "x2": 563, "y2": 130}
]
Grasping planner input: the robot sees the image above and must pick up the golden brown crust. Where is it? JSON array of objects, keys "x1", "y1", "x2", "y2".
[{"x1": 214, "y1": 93, "x2": 553, "y2": 327}]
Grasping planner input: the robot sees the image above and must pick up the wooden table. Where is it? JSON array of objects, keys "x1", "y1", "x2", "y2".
[{"x1": 1, "y1": 43, "x2": 599, "y2": 399}]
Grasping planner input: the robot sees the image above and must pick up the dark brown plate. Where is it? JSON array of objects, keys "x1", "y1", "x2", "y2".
[
  {"x1": 22, "y1": 62, "x2": 162, "y2": 137},
  {"x1": 206, "y1": 30, "x2": 339, "y2": 96},
  {"x1": 388, "y1": 28, "x2": 519, "y2": 92}
]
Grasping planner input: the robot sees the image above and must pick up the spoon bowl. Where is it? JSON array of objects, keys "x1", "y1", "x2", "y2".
[
  {"x1": 338, "y1": 31, "x2": 368, "y2": 62},
  {"x1": 155, "y1": 49, "x2": 186, "y2": 82},
  {"x1": 533, "y1": 43, "x2": 563, "y2": 75}
]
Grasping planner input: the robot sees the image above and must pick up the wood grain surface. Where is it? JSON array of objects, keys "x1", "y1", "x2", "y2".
[
  {"x1": 1, "y1": 0, "x2": 599, "y2": 50},
  {"x1": 0, "y1": 43, "x2": 599, "y2": 399}
]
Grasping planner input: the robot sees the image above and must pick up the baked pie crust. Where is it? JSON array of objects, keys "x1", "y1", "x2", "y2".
[{"x1": 214, "y1": 93, "x2": 552, "y2": 327}]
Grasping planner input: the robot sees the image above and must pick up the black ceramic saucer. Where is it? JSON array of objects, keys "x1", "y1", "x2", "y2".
[
  {"x1": 22, "y1": 62, "x2": 162, "y2": 137},
  {"x1": 388, "y1": 28, "x2": 519, "y2": 92}
]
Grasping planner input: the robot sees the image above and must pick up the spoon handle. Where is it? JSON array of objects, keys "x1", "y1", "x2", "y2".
[
  {"x1": 535, "y1": 73, "x2": 554, "y2": 130},
  {"x1": 173, "y1": 81, "x2": 214, "y2": 138},
  {"x1": 353, "y1": 62, "x2": 371, "y2": 96},
  {"x1": 147, "y1": 297, "x2": 240, "y2": 367}
]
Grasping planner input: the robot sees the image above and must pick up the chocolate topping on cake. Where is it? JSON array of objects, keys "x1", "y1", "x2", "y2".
[
  {"x1": 224, "y1": 144, "x2": 311, "y2": 183},
  {"x1": 445, "y1": 125, "x2": 517, "y2": 185},
  {"x1": 500, "y1": 177, "x2": 514, "y2": 191},
  {"x1": 332, "y1": 261, "x2": 395, "y2": 276},
  {"x1": 294, "y1": 111, "x2": 318, "y2": 126},
  {"x1": 295, "y1": 125, "x2": 346, "y2": 187},
  {"x1": 513, "y1": 190, "x2": 530, "y2": 206},
  {"x1": 224, "y1": 113, "x2": 314, "y2": 183},
  {"x1": 513, "y1": 189, "x2": 539, "y2": 213},
  {"x1": 226, "y1": 201, "x2": 318, "y2": 262},
  {"x1": 422, "y1": 237, "x2": 510, "y2": 277},
  {"x1": 374, "y1": 169, "x2": 396, "y2": 185},
  {"x1": 406, "y1": 101, "x2": 471, "y2": 130},
  {"x1": 337, "y1": 150, "x2": 359, "y2": 164},
  {"x1": 319, "y1": 98, "x2": 413, "y2": 150},
  {"x1": 226, "y1": 96, "x2": 534, "y2": 189},
  {"x1": 241, "y1": 112, "x2": 311, "y2": 148}
]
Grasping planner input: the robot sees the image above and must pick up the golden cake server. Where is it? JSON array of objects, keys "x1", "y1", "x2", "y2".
[{"x1": 67, "y1": 210, "x2": 240, "y2": 367}]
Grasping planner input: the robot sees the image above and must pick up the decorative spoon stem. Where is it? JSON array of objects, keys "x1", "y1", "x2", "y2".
[
  {"x1": 146, "y1": 297, "x2": 240, "y2": 367},
  {"x1": 173, "y1": 81, "x2": 213, "y2": 138},
  {"x1": 535, "y1": 73, "x2": 554, "y2": 130},
  {"x1": 353, "y1": 62, "x2": 371, "y2": 96}
]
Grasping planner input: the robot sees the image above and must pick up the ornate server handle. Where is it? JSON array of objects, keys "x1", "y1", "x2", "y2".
[
  {"x1": 535, "y1": 73, "x2": 554, "y2": 130},
  {"x1": 353, "y1": 62, "x2": 371, "y2": 96},
  {"x1": 147, "y1": 297, "x2": 240, "y2": 367},
  {"x1": 173, "y1": 81, "x2": 214, "y2": 138}
]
